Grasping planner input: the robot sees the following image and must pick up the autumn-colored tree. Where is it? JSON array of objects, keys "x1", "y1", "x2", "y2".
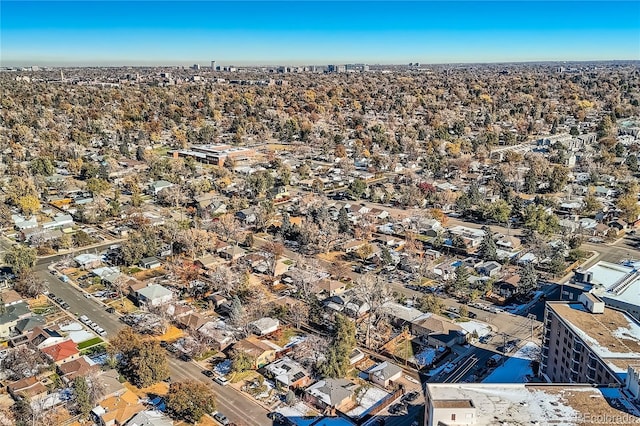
[{"x1": 166, "y1": 381, "x2": 216, "y2": 423}]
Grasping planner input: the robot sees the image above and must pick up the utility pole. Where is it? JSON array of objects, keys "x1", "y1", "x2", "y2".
[
  {"x1": 527, "y1": 313, "x2": 537, "y2": 340},
  {"x1": 502, "y1": 332, "x2": 508, "y2": 357}
]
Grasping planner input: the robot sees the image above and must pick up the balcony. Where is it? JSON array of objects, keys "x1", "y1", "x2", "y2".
[{"x1": 571, "y1": 360, "x2": 580, "y2": 374}]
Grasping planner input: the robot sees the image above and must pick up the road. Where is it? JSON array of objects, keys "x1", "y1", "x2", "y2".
[{"x1": 39, "y1": 264, "x2": 270, "y2": 426}]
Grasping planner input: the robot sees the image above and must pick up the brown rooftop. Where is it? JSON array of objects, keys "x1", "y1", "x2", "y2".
[
  {"x1": 548, "y1": 302, "x2": 640, "y2": 358},
  {"x1": 432, "y1": 399, "x2": 474, "y2": 409}
]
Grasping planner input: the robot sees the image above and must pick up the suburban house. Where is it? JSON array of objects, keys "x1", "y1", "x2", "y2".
[
  {"x1": 248, "y1": 317, "x2": 280, "y2": 336},
  {"x1": 124, "y1": 410, "x2": 173, "y2": 426},
  {"x1": 29, "y1": 326, "x2": 66, "y2": 349},
  {"x1": 92, "y1": 389, "x2": 145, "y2": 426},
  {"x1": 367, "y1": 361, "x2": 403, "y2": 388},
  {"x1": 317, "y1": 279, "x2": 347, "y2": 297},
  {"x1": 150, "y1": 180, "x2": 173, "y2": 195},
  {"x1": 8, "y1": 376, "x2": 48, "y2": 404},
  {"x1": 41, "y1": 340, "x2": 80, "y2": 365},
  {"x1": 58, "y1": 357, "x2": 100, "y2": 383},
  {"x1": 476, "y1": 261, "x2": 502, "y2": 277},
  {"x1": 135, "y1": 284, "x2": 173, "y2": 307},
  {"x1": 232, "y1": 336, "x2": 277, "y2": 369},
  {"x1": 411, "y1": 313, "x2": 466, "y2": 348},
  {"x1": 74, "y1": 253, "x2": 102, "y2": 269},
  {"x1": 0, "y1": 301, "x2": 32, "y2": 339},
  {"x1": 140, "y1": 256, "x2": 162, "y2": 269},
  {"x1": 263, "y1": 357, "x2": 312, "y2": 389},
  {"x1": 305, "y1": 378, "x2": 357, "y2": 411}
]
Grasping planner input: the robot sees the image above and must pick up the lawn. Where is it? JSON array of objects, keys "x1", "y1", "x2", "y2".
[
  {"x1": 392, "y1": 336, "x2": 418, "y2": 361},
  {"x1": 272, "y1": 327, "x2": 302, "y2": 348},
  {"x1": 78, "y1": 337, "x2": 104, "y2": 350},
  {"x1": 152, "y1": 325, "x2": 184, "y2": 342},
  {"x1": 107, "y1": 298, "x2": 138, "y2": 314}
]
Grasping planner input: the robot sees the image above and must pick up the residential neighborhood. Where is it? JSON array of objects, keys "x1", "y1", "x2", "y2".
[{"x1": 1, "y1": 60, "x2": 640, "y2": 426}]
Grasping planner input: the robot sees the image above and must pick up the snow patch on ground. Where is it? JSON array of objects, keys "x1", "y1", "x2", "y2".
[
  {"x1": 69, "y1": 330, "x2": 95, "y2": 343},
  {"x1": 483, "y1": 342, "x2": 540, "y2": 383},
  {"x1": 410, "y1": 347, "x2": 437, "y2": 367},
  {"x1": 347, "y1": 386, "x2": 391, "y2": 418},
  {"x1": 459, "y1": 320, "x2": 492, "y2": 337},
  {"x1": 276, "y1": 401, "x2": 319, "y2": 426}
]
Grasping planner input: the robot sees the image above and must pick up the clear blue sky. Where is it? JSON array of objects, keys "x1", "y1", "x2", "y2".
[{"x1": 1, "y1": 1, "x2": 639, "y2": 66}]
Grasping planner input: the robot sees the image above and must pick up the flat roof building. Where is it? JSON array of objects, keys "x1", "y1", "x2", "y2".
[
  {"x1": 424, "y1": 383, "x2": 640, "y2": 426},
  {"x1": 171, "y1": 144, "x2": 256, "y2": 166},
  {"x1": 541, "y1": 294, "x2": 640, "y2": 385}
]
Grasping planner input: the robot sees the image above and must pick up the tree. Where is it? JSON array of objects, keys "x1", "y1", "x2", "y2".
[
  {"x1": 13, "y1": 271, "x2": 48, "y2": 298},
  {"x1": 582, "y1": 190, "x2": 602, "y2": 215},
  {"x1": 523, "y1": 205, "x2": 559, "y2": 235},
  {"x1": 108, "y1": 328, "x2": 169, "y2": 388},
  {"x1": 478, "y1": 227, "x2": 498, "y2": 261},
  {"x1": 337, "y1": 207, "x2": 351, "y2": 234},
  {"x1": 617, "y1": 185, "x2": 640, "y2": 223},
  {"x1": 453, "y1": 265, "x2": 470, "y2": 294},
  {"x1": 85, "y1": 177, "x2": 111, "y2": 196},
  {"x1": 353, "y1": 273, "x2": 390, "y2": 348},
  {"x1": 263, "y1": 241, "x2": 285, "y2": 277},
  {"x1": 320, "y1": 314, "x2": 355, "y2": 378},
  {"x1": 355, "y1": 243, "x2": 374, "y2": 261},
  {"x1": 17, "y1": 195, "x2": 41, "y2": 217},
  {"x1": 549, "y1": 250, "x2": 566, "y2": 277},
  {"x1": 73, "y1": 376, "x2": 92, "y2": 418},
  {"x1": 459, "y1": 305, "x2": 469, "y2": 319},
  {"x1": 416, "y1": 294, "x2": 444, "y2": 315},
  {"x1": 231, "y1": 349, "x2": 254, "y2": 373},
  {"x1": 165, "y1": 380, "x2": 216, "y2": 424},
  {"x1": 349, "y1": 178, "x2": 367, "y2": 198},
  {"x1": 520, "y1": 262, "x2": 538, "y2": 296},
  {"x1": 4, "y1": 245, "x2": 37, "y2": 274}
]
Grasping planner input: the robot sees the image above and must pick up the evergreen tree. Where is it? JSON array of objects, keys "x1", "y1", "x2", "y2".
[
  {"x1": 520, "y1": 262, "x2": 538, "y2": 296},
  {"x1": 478, "y1": 227, "x2": 498, "y2": 261},
  {"x1": 73, "y1": 376, "x2": 92, "y2": 418},
  {"x1": 453, "y1": 265, "x2": 470, "y2": 293},
  {"x1": 337, "y1": 207, "x2": 351, "y2": 234}
]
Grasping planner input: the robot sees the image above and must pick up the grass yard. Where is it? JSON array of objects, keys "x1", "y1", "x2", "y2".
[
  {"x1": 107, "y1": 298, "x2": 138, "y2": 314},
  {"x1": 152, "y1": 325, "x2": 184, "y2": 342},
  {"x1": 392, "y1": 336, "x2": 418, "y2": 361},
  {"x1": 230, "y1": 370, "x2": 258, "y2": 384},
  {"x1": 78, "y1": 337, "x2": 104, "y2": 350},
  {"x1": 272, "y1": 327, "x2": 302, "y2": 347},
  {"x1": 317, "y1": 251, "x2": 345, "y2": 262}
]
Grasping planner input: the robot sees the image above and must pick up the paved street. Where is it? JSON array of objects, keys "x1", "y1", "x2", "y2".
[{"x1": 39, "y1": 265, "x2": 270, "y2": 426}]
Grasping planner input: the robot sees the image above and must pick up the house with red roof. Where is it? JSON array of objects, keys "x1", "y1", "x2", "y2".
[{"x1": 41, "y1": 340, "x2": 79, "y2": 365}]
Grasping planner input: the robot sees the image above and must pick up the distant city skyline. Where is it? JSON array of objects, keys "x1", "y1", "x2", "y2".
[{"x1": 1, "y1": 1, "x2": 639, "y2": 67}]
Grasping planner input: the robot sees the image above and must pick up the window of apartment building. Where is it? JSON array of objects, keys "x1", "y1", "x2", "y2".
[
  {"x1": 451, "y1": 414, "x2": 456, "y2": 421},
  {"x1": 597, "y1": 374, "x2": 602, "y2": 382}
]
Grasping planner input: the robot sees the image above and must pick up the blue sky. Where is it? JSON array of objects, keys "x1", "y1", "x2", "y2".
[{"x1": 1, "y1": 1, "x2": 639, "y2": 66}]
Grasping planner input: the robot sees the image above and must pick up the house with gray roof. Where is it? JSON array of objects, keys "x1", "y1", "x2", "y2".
[
  {"x1": 306, "y1": 378, "x2": 357, "y2": 411},
  {"x1": 136, "y1": 284, "x2": 173, "y2": 307},
  {"x1": 0, "y1": 301, "x2": 31, "y2": 339},
  {"x1": 367, "y1": 361, "x2": 403, "y2": 388},
  {"x1": 125, "y1": 410, "x2": 173, "y2": 426}
]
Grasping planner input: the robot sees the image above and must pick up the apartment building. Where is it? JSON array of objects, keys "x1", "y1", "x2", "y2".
[
  {"x1": 541, "y1": 293, "x2": 640, "y2": 385},
  {"x1": 424, "y1": 383, "x2": 640, "y2": 426}
]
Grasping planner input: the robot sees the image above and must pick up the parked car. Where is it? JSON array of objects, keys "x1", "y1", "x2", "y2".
[
  {"x1": 202, "y1": 370, "x2": 214, "y2": 378},
  {"x1": 213, "y1": 412, "x2": 230, "y2": 425},
  {"x1": 402, "y1": 390, "x2": 419, "y2": 402},
  {"x1": 213, "y1": 375, "x2": 229, "y2": 386}
]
